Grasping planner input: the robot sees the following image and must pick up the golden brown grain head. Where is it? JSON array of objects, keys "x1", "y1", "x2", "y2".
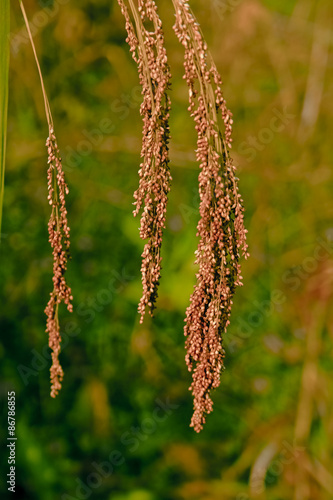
[
  {"x1": 20, "y1": 1, "x2": 73, "y2": 397},
  {"x1": 117, "y1": 0, "x2": 172, "y2": 323},
  {"x1": 173, "y1": 0, "x2": 249, "y2": 432}
]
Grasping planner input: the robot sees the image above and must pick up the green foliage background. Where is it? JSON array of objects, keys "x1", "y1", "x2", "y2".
[{"x1": 1, "y1": 0, "x2": 333, "y2": 499}]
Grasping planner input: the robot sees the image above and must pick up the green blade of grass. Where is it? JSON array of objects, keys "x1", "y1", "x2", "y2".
[{"x1": 0, "y1": 0, "x2": 10, "y2": 240}]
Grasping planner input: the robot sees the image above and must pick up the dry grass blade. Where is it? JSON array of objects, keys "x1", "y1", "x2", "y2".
[{"x1": 0, "y1": 0, "x2": 10, "y2": 241}]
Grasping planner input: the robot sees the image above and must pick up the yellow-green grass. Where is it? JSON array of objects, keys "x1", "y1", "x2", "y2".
[{"x1": 0, "y1": 0, "x2": 10, "y2": 240}]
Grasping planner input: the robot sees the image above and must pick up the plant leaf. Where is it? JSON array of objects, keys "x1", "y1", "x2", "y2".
[{"x1": 0, "y1": 0, "x2": 10, "y2": 240}]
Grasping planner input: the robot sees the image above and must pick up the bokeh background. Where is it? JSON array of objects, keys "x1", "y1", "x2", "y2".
[{"x1": 1, "y1": 0, "x2": 333, "y2": 499}]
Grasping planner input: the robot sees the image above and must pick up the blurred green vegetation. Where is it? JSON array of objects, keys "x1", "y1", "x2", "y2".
[{"x1": 1, "y1": 0, "x2": 333, "y2": 499}]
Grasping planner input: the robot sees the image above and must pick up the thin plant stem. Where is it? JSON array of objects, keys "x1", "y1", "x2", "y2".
[{"x1": 19, "y1": 0, "x2": 54, "y2": 132}]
